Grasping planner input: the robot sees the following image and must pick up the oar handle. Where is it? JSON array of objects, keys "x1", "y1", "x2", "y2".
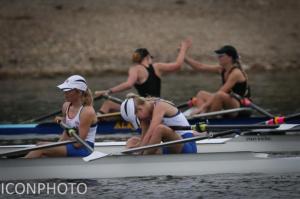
[
  {"x1": 230, "y1": 93, "x2": 274, "y2": 118},
  {"x1": 176, "y1": 97, "x2": 197, "y2": 109},
  {"x1": 102, "y1": 95, "x2": 123, "y2": 104},
  {"x1": 60, "y1": 122, "x2": 94, "y2": 153}
]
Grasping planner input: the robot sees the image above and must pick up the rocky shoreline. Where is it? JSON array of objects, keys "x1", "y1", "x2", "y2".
[{"x1": 0, "y1": 0, "x2": 299, "y2": 78}]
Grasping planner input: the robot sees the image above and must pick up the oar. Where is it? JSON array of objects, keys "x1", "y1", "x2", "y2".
[
  {"x1": 176, "y1": 97, "x2": 197, "y2": 109},
  {"x1": 84, "y1": 123, "x2": 300, "y2": 162},
  {"x1": 21, "y1": 95, "x2": 105, "y2": 123},
  {"x1": 242, "y1": 124, "x2": 300, "y2": 135},
  {"x1": 169, "y1": 123, "x2": 280, "y2": 132},
  {"x1": 97, "y1": 112, "x2": 121, "y2": 119},
  {"x1": 83, "y1": 112, "x2": 300, "y2": 162},
  {"x1": 264, "y1": 112, "x2": 300, "y2": 125},
  {"x1": 60, "y1": 122, "x2": 94, "y2": 153},
  {"x1": 0, "y1": 122, "x2": 97, "y2": 158},
  {"x1": 101, "y1": 94, "x2": 123, "y2": 104},
  {"x1": 60, "y1": 122, "x2": 108, "y2": 158},
  {"x1": 186, "y1": 107, "x2": 252, "y2": 120},
  {"x1": 230, "y1": 93, "x2": 274, "y2": 118},
  {"x1": 83, "y1": 128, "x2": 244, "y2": 161},
  {"x1": 101, "y1": 95, "x2": 196, "y2": 110},
  {"x1": 0, "y1": 140, "x2": 76, "y2": 158}
]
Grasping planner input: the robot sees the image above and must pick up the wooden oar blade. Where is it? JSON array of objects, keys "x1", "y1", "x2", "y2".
[{"x1": 83, "y1": 151, "x2": 109, "y2": 162}]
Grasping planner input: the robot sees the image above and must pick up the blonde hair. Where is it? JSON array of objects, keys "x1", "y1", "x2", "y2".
[
  {"x1": 82, "y1": 88, "x2": 93, "y2": 106},
  {"x1": 126, "y1": 93, "x2": 175, "y2": 106}
]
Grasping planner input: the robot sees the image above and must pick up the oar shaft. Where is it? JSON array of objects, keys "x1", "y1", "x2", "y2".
[
  {"x1": 169, "y1": 124, "x2": 280, "y2": 132},
  {"x1": 187, "y1": 108, "x2": 252, "y2": 120},
  {"x1": 248, "y1": 102, "x2": 274, "y2": 118},
  {"x1": 102, "y1": 95, "x2": 123, "y2": 104},
  {"x1": 122, "y1": 129, "x2": 236, "y2": 154},
  {"x1": 60, "y1": 122, "x2": 94, "y2": 153},
  {"x1": 22, "y1": 110, "x2": 62, "y2": 123},
  {"x1": 0, "y1": 140, "x2": 76, "y2": 158},
  {"x1": 21, "y1": 95, "x2": 105, "y2": 123},
  {"x1": 230, "y1": 93, "x2": 274, "y2": 118}
]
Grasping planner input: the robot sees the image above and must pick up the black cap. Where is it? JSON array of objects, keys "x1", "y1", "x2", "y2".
[{"x1": 215, "y1": 45, "x2": 239, "y2": 61}]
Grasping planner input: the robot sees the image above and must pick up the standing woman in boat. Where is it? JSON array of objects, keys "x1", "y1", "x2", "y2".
[
  {"x1": 25, "y1": 75, "x2": 97, "y2": 158},
  {"x1": 94, "y1": 39, "x2": 192, "y2": 113},
  {"x1": 120, "y1": 94, "x2": 197, "y2": 155},
  {"x1": 184, "y1": 45, "x2": 251, "y2": 116}
]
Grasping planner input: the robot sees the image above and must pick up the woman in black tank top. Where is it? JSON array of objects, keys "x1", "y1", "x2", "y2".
[
  {"x1": 184, "y1": 45, "x2": 251, "y2": 117},
  {"x1": 94, "y1": 39, "x2": 192, "y2": 113}
]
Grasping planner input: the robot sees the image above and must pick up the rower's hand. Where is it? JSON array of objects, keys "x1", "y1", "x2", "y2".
[
  {"x1": 184, "y1": 38, "x2": 192, "y2": 49},
  {"x1": 126, "y1": 136, "x2": 141, "y2": 149},
  {"x1": 95, "y1": 90, "x2": 109, "y2": 97},
  {"x1": 180, "y1": 38, "x2": 192, "y2": 51},
  {"x1": 54, "y1": 116, "x2": 63, "y2": 123}
]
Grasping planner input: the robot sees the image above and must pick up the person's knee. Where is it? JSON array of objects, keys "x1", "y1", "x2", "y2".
[
  {"x1": 196, "y1": 90, "x2": 206, "y2": 98},
  {"x1": 154, "y1": 124, "x2": 170, "y2": 135},
  {"x1": 100, "y1": 100, "x2": 112, "y2": 113}
]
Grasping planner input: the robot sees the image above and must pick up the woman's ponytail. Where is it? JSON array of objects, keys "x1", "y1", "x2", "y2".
[{"x1": 82, "y1": 88, "x2": 93, "y2": 106}]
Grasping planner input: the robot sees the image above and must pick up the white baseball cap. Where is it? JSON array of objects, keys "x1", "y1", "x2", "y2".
[
  {"x1": 57, "y1": 75, "x2": 87, "y2": 92},
  {"x1": 120, "y1": 98, "x2": 140, "y2": 130}
]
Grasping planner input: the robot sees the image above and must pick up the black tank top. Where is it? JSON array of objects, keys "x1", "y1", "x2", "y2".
[
  {"x1": 134, "y1": 64, "x2": 161, "y2": 97},
  {"x1": 221, "y1": 67, "x2": 251, "y2": 98}
]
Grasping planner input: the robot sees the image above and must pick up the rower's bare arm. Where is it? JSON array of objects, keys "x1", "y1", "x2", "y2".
[
  {"x1": 75, "y1": 106, "x2": 96, "y2": 148},
  {"x1": 109, "y1": 67, "x2": 138, "y2": 93},
  {"x1": 140, "y1": 121, "x2": 150, "y2": 140},
  {"x1": 155, "y1": 40, "x2": 191, "y2": 75},
  {"x1": 141, "y1": 104, "x2": 165, "y2": 146},
  {"x1": 95, "y1": 68, "x2": 138, "y2": 96},
  {"x1": 58, "y1": 102, "x2": 69, "y2": 141},
  {"x1": 185, "y1": 56, "x2": 221, "y2": 73}
]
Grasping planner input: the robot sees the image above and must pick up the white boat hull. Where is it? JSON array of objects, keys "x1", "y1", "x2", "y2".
[
  {"x1": 1, "y1": 152, "x2": 300, "y2": 180},
  {"x1": 1, "y1": 135, "x2": 300, "y2": 154}
]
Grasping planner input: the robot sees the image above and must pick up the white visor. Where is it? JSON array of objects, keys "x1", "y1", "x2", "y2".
[
  {"x1": 57, "y1": 75, "x2": 87, "y2": 92},
  {"x1": 120, "y1": 98, "x2": 140, "y2": 130}
]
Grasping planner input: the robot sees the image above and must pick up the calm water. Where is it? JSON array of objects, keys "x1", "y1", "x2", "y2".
[
  {"x1": 2, "y1": 174, "x2": 300, "y2": 199},
  {"x1": 1, "y1": 71, "x2": 300, "y2": 123},
  {"x1": 1, "y1": 72, "x2": 300, "y2": 198}
]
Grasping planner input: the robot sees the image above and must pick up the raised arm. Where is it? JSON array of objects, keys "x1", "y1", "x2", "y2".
[
  {"x1": 184, "y1": 55, "x2": 222, "y2": 73},
  {"x1": 154, "y1": 39, "x2": 191, "y2": 75},
  {"x1": 95, "y1": 67, "x2": 138, "y2": 96}
]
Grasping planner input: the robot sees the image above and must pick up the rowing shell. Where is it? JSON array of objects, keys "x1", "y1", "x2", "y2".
[
  {"x1": 1, "y1": 152, "x2": 300, "y2": 180},
  {"x1": 1, "y1": 134, "x2": 300, "y2": 155},
  {"x1": 1, "y1": 116, "x2": 300, "y2": 136}
]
